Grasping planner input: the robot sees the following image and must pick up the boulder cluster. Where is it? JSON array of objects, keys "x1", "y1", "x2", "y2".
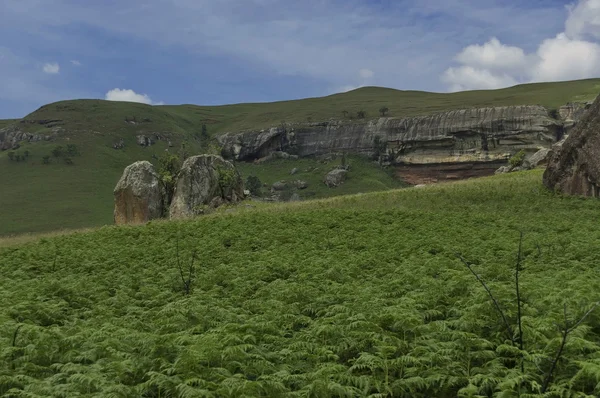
[{"x1": 113, "y1": 155, "x2": 245, "y2": 224}]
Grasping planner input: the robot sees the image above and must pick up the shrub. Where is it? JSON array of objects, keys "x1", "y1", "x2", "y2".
[
  {"x1": 509, "y1": 149, "x2": 526, "y2": 168},
  {"x1": 158, "y1": 153, "x2": 181, "y2": 202},
  {"x1": 357, "y1": 110, "x2": 366, "y2": 119},
  {"x1": 66, "y1": 144, "x2": 79, "y2": 156},
  {"x1": 64, "y1": 157, "x2": 74, "y2": 165},
  {"x1": 245, "y1": 175, "x2": 262, "y2": 196},
  {"x1": 51, "y1": 146, "x2": 64, "y2": 158},
  {"x1": 379, "y1": 106, "x2": 389, "y2": 116},
  {"x1": 42, "y1": 156, "x2": 50, "y2": 164}
]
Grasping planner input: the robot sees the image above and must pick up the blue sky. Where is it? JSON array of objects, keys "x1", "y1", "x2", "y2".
[{"x1": 0, "y1": 0, "x2": 599, "y2": 118}]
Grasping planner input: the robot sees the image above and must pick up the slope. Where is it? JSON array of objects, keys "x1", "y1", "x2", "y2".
[
  {"x1": 0, "y1": 78, "x2": 599, "y2": 236},
  {"x1": 1, "y1": 171, "x2": 600, "y2": 397}
]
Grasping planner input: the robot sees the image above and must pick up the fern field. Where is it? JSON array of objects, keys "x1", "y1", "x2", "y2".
[{"x1": 2, "y1": 171, "x2": 600, "y2": 397}]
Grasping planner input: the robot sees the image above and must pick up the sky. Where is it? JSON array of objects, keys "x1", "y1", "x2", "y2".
[{"x1": 0, "y1": 0, "x2": 599, "y2": 118}]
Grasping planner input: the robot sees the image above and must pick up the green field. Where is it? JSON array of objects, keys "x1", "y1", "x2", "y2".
[
  {"x1": 1, "y1": 171, "x2": 600, "y2": 397},
  {"x1": 0, "y1": 78, "x2": 599, "y2": 236}
]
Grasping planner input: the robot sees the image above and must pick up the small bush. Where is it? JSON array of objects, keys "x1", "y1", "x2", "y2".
[
  {"x1": 509, "y1": 150, "x2": 526, "y2": 168},
  {"x1": 245, "y1": 175, "x2": 262, "y2": 196}
]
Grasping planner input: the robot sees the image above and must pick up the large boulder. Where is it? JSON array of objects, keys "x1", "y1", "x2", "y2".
[
  {"x1": 169, "y1": 155, "x2": 244, "y2": 218},
  {"x1": 543, "y1": 94, "x2": 600, "y2": 196},
  {"x1": 324, "y1": 168, "x2": 348, "y2": 188},
  {"x1": 114, "y1": 161, "x2": 165, "y2": 224},
  {"x1": 527, "y1": 148, "x2": 551, "y2": 168}
]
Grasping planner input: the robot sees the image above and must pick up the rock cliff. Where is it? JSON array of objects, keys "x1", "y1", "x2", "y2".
[
  {"x1": 543, "y1": 95, "x2": 600, "y2": 196},
  {"x1": 218, "y1": 104, "x2": 590, "y2": 183},
  {"x1": 218, "y1": 105, "x2": 567, "y2": 165}
]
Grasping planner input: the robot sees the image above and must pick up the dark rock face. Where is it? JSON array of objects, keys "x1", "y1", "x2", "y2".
[
  {"x1": 113, "y1": 161, "x2": 165, "y2": 225},
  {"x1": 543, "y1": 95, "x2": 600, "y2": 197},
  {"x1": 169, "y1": 155, "x2": 245, "y2": 219}
]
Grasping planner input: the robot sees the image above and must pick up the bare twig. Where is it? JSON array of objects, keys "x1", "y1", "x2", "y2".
[
  {"x1": 456, "y1": 253, "x2": 515, "y2": 345},
  {"x1": 176, "y1": 236, "x2": 196, "y2": 295},
  {"x1": 541, "y1": 301, "x2": 600, "y2": 393},
  {"x1": 515, "y1": 232, "x2": 524, "y2": 372},
  {"x1": 11, "y1": 324, "x2": 23, "y2": 370}
]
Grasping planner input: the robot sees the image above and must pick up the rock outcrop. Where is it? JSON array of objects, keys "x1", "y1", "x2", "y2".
[
  {"x1": 324, "y1": 168, "x2": 348, "y2": 187},
  {"x1": 543, "y1": 95, "x2": 600, "y2": 196},
  {"x1": 169, "y1": 155, "x2": 245, "y2": 219},
  {"x1": 559, "y1": 101, "x2": 594, "y2": 130},
  {"x1": 0, "y1": 127, "x2": 53, "y2": 151},
  {"x1": 495, "y1": 148, "x2": 551, "y2": 174},
  {"x1": 113, "y1": 161, "x2": 165, "y2": 224},
  {"x1": 218, "y1": 106, "x2": 564, "y2": 165}
]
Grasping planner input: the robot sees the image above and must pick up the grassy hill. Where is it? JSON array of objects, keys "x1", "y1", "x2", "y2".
[
  {"x1": 0, "y1": 78, "x2": 599, "y2": 236},
  {"x1": 2, "y1": 171, "x2": 600, "y2": 396}
]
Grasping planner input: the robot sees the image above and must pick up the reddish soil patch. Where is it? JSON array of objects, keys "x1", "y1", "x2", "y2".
[{"x1": 395, "y1": 161, "x2": 506, "y2": 185}]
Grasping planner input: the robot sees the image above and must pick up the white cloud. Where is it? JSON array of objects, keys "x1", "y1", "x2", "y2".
[
  {"x1": 442, "y1": 66, "x2": 518, "y2": 92},
  {"x1": 359, "y1": 68, "x2": 374, "y2": 79},
  {"x1": 454, "y1": 37, "x2": 531, "y2": 72},
  {"x1": 532, "y1": 33, "x2": 600, "y2": 81},
  {"x1": 442, "y1": 0, "x2": 600, "y2": 91},
  {"x1": 104, "y1": 88, "x2": 163, "y2": 105},
  {"x1": 565, "y1": 0, "x2": 600, "y2": 40},
  {"x1": 70, "y1": 60, "x2": 82, "y2": 66},
  {"x1": 42, "y1": 62, "x2": 60, "y2": 74}
]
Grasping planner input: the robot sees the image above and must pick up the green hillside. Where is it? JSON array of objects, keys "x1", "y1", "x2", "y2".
[
  {"x1": 2, "y1": 171, "x2": 600, "y2": 397},
  {"x1": 13, "y1": 78, "x2": 600, "y2": 135},
  {"x1": 0, "y1": 78, "x2": 599, "y2": 236}
]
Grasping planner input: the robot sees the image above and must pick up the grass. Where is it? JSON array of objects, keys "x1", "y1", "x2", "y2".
[
  {"x1": 11, "y1": 78, "x2": 600, "y2": 135},
  {"x1": 0, "y1": 78, "x2": 598, "y2": 236},
  {"x1": 235, "y1": 155, "x2": 407, "y2": 200},
  {"x1": 2, "y1": 171, "x2": 600, "y2": 396}
]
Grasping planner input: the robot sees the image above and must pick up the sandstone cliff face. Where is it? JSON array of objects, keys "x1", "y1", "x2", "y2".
[
  {"x1": 218, "y1": 105, "x2": 564, "y2": 166},
  {"x1": 543, "y1": 95, "x2": 600, "y2": 197}
]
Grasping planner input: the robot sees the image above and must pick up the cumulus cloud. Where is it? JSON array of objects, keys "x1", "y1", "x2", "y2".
[
  {"x1": 442, "y1": 0, "x2": 600, "y2": 91},
  {"x1": 565, "y1": 0, "x2": 600, "y2": 40},
  {"x1": 105, "y1": 88, "x2": 163, "y2": 105},
  {"x1": 532, "y1": 33, "x2": 600, "y2": 81},
  {"x1": 42, "y1": 62, "x2": 60, "y2": 74},
  {"x1": 454, "y1": 38, "x2": 531, "y2": 73},
  {"x1": 441, "y1": 66, "x2": 518, "y2": 92},
  {"x1": 70, "y1": 60, "x2": 82, "y2": 66}
]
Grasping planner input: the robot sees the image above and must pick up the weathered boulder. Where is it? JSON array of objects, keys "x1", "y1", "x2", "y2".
[
  {"x1": 543, "y1": 94, "x2": 600, "y2": 196},
  {"x1": 324, "y1": 169, "x2": 348, "y2": 187},
  {"x1": 169, "y1": 155, "x2": 244, "y2": 218},
  {"x1": 113, "y1": 161, "x2": 165, "y2": 224},
  {"x1": 290, "y1": 167, "x2": 299, "y2": 175},
  {"x1": 272, "y1": 181, "x2": 288, "y2": 191},
  {"x1": 527, "y1": 148, "x2": 551, "y2": 168},
  {"x1": 136, "y1": 135, "x2": 154, "y2": 147},
  {"x1": 293, "y1": 180, "x2": 308, "y2": 189}
]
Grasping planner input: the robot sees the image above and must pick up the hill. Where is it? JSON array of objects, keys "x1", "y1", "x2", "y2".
[
  {"x1": 2, "y1": 171, "x2": 600, "y2": 396},
  {"x1": 0, "y1": 78, "x2": 599, "y2": 236}
]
